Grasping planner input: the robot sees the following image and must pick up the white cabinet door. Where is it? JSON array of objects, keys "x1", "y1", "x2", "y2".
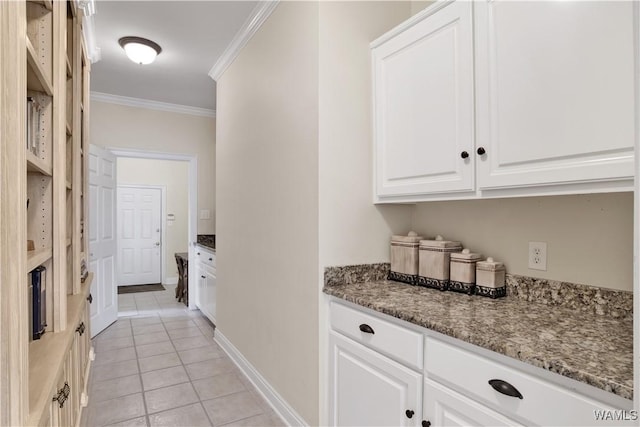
[
  {"x1": 474, "y1": 1, "x2": 635, "y2": 191},
  {"x1": 195, "y1": 263, "x2": 205, "y2": 312},
  {"x1": 423, "y1": 379, "x2": 520, "y2": 427},
  {"x1": 204, "y1": 268, "x2": 216, "y2": 324},
  {"x1": 372, "y1": 1, "x2": 475, "y2": 200},
  {"x1": 330, "y1": 332, "x2": 422, "y2": 427}
]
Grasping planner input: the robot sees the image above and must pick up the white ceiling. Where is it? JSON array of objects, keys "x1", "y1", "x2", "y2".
[{"x1": 91, "y1": 1, "x2": 259, "y2": 111}]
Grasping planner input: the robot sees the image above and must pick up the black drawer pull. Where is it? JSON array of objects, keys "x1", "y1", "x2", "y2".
[
  {"x1": 359, "y1": 324, "x2": 375, "y2": 334},
  {"x1": 477, "y1": 146, "x2": 486, "y2": 155},
  {"x1": 405, "y1": 410, "x2": 414, "y2": 419},
  {"x1": 422, "y1": 421, "x2": 431, "y2": 427},
  {"x1": 87, "y1": 293, "x2": 93, "y2": 304},
  {"x1": 208, "y1": 258, "x2": 213, "y2": 261},
  {"x1": 489, "y1": 379, "x2": 523, "y2": 399},
  {"x1": 460, "y1": 151, "x2": 469, "y2": 159}
]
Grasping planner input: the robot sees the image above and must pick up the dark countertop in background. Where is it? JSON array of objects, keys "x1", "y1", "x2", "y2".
[{"x1": 197, "y1": 234, "x2": 215, "y2": 251}]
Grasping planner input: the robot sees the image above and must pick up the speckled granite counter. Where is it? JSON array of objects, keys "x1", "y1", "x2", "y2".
[
  {"x1": 197, "y1": 234, "x2": 215, "y2": 252},
  {"x1": 324, "y1": 276, "x2": 633, "y2": 400}
]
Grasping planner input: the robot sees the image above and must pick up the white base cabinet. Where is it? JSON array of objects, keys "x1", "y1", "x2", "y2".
[
  {"x1": 329, "y1": 332, "x2": 422, "y2": 426},
  {"x1": 328, "y1": 299, "x2": 633, "y2": 427},
  {"x1": 423, "y1": 379, "x2": 519, "y2": 427},
  {"x1": 194, "y1": 246, "x2": 216, "y2": 324}
]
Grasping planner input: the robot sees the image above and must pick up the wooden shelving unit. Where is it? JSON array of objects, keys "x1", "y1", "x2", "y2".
[{"x1": 0, "y1": 1, "x2": 92, "y2": 425}]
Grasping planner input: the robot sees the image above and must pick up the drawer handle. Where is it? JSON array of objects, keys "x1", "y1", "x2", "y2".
[
  {"x1": 405, "y1": 410, "x2": 414, "y2": 419},
  {"x1": 488, "y1": 379, "x2": 523, "y2": 399},
  {"x1": 359, "y1": 324, "x2": 375, "y2": 334},
  {"x1": 208, "y1": 258, "x2": 212, "y2": 261}
]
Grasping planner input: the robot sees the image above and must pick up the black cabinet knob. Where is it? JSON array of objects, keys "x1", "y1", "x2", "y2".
[
  {"x1": 359, "y1": 324, "x2": 375, "y2": 334},
  {"x1": 197, "y1": 252, "x2": 201, "y2": 255},
  {"x1": 422, "y1": 421, "x2": 431, "y2": 427},
  {"x1": 87, "y1": 293, "x2": 93, "y2": 304},
  {"x1": 208, "y1": 258, "x2": 213, "y2": 261},
  {"x1": 201, "y1": 275, "x2": 206, "y2": 279},
  {"x1": 488, "y1": 379, "x2": 523, "y2": 399},
  {"x1": 477, "y1": 147, "x2": 486, "y2": 155},
  {"x1": 460, "y1": 151, "x2": 469, "y2": 159},
  {"x1": 405, "y1": 410, "x2": 414, "y2": 419}
]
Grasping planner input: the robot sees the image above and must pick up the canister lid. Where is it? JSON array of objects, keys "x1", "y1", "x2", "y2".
[
  {"x1": 391, "y1": 231, "x2": 424, "y2": 244},
  {"x1": 419, "y1": 235, "x2": 462, "y2": 249},
  {"x1": 450, "y1": 248, "x2": 482, "y2": 261},
  {"x1": 476, "y1": 257, "x2": 505, "y2": 271}
]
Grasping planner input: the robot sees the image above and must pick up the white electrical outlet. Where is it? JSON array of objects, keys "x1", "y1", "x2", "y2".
[{"x1": 528, "y1": 241, "x2": 547, "y2": 271}]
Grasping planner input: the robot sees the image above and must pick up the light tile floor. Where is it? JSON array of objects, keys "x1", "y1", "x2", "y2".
[{"x1": 81, "y1": 285, "x2": 285, "y2": 427}]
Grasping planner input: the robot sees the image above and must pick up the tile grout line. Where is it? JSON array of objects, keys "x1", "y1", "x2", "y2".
[{"x1": 130, "y1": 317, "x2": 151, "y2": 427}]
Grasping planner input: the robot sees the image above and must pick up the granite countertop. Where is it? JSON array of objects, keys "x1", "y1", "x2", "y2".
[
  {"x1": 197, "y1": 234, "x2": 215, "y2": 252},
  {"x1": 323, "y1": 279, "x2": 633, "y2": 400}
]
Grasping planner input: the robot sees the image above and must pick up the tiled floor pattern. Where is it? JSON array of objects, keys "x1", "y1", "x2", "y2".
[{"x1": 82, "y1": 286, "x2": 285, "y2": 427}]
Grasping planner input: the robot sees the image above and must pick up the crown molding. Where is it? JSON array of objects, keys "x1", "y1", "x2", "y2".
[
  {"x1": 91, "y1": 92, "x2": 216, "y2": 118},
  {"x1": 208, "y1": 0, "x2": 279, "y2": 82}
]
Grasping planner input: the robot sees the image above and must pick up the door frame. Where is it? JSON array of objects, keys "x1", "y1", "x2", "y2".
[
  {"x1": 108, "y1": 148, "x2": 198, "y2": 309},
  {"x1": 117, "y1": 184, "x2": 166, "y2": 285}
]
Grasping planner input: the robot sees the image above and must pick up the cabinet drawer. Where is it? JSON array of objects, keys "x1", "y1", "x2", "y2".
[
  {"x1": 330, "y1": 302, "x2": 423, "y2": 371},
  {"x1": 425, "y1": 337, "x2": 626, "y2": 426},
  {"x1": 196, "y1": 247, "x2": 215, "y2": 268}
]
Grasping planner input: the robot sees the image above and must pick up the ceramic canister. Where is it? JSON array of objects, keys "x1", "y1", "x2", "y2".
[
  {"x1": 449, "y1": 249, "x2": 483, "y2": 295},
  {"x1": 389, "y1": 231, "x2": 424, "y2": 285},
  {"x1": 475, "y1": 257, "x2": 507, "y2": 299},
  {"x1": 418, "y1": 236, "x2": 462, "y2": 290}
]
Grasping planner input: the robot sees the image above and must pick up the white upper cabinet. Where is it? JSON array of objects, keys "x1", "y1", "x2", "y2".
[
  {"x1": 474, "y1": 1, "x2": 635, "y2": 191},
  {"x1": 372, "y1": 1, "x2": 635, "y2": 202},
  {"x1": 372, "y1": 1, "x2": 474, "y2": 200}
]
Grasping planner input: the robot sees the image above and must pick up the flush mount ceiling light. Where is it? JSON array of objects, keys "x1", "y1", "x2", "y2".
[{"x1": 118, "y1": 36, "x2": 162, "y2": 65}]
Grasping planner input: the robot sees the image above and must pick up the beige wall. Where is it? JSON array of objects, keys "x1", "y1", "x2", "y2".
[
  {"x1": 412, "y1": 193, "x2": 634, "y2": 291},
  {"x1": 216, "y1": 2, "x2": 319, "y2": 425},
  {"x1": 318, "y1": 1, "x2": 413, "y2": 268},
  {"x1": 117, "y1": 158, "x2": 189, "y2": 281},
  {"x1": 410, "y1": 0, "x2": 433, "y2": 15},
  {"x1": 90, "y1": 101, "x2": 216, "y2": 233}
]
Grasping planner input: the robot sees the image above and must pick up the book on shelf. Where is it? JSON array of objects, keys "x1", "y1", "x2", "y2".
[{"x1": 27, "y1": 96, "x2": 43, "y2": 158}]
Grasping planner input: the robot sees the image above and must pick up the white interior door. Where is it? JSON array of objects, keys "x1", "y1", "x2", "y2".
[
  {"x1": 88, "y1": 145, "x2": 117, "y2": 338},
  {"x1": 117, "y1": 186, "x2": 162, "y2": 286}
]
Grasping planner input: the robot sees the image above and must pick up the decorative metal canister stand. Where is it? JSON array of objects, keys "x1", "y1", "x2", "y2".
[
  {"x1": 389, "y1": 231, "x2": 424, "y2": 285},
  {"x1": 475, "y1": 257, "x2": 507, "y2": 298},
  {"x1": 417, "y1": 236, "x2": 462, "y2": 290},
  {"x1": 449, "y1": 249, "x2": 482, "y2": 294}
]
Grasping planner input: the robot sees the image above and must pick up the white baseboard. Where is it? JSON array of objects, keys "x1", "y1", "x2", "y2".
[
  {"x1": 214, "y1": 330, "x2": 308, "y2": 427},
  {"x1": 164, "y1": 276, "x2": 178, "y2": 285}
]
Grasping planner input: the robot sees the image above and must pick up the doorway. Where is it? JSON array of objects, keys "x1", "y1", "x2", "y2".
[{"x1": 117, "y1": 185, "x2": 163, "y2": 286}]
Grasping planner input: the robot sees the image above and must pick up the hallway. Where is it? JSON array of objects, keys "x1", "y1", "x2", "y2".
[{"x1": 82, "y1": 285, "x2": 284, "y2": 426}]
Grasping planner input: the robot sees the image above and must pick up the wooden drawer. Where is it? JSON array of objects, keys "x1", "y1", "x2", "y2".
[
  {"x1": 424, "y1": 337, "x2": 628, "y2": 426},
  {"x1": 196, "y1": 246, "x2": 215, "y2": 268},
  {"x1": 330, "y1": 302, "x2": 423, "y2": 371}
]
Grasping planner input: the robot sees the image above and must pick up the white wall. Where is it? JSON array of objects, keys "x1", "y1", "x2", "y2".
[
  {"x1": 90, "y1": 101, "x2": 216, "y2": 233},
  {"x1": 216, "y1": 2, "x2": 320, "y2": 424},
  {"x1": 117, "y1": 157, "x2": 189, "y2": 282}
]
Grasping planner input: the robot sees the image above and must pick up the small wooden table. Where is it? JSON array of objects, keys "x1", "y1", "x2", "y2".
[{"x1": 175, "y1": 252, "x2": 189, "y2": 306}]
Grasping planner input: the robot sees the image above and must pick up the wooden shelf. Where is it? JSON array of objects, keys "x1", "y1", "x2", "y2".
[
  {"x1": 26, "y1": 151, "x2": 53, "y2": 176},
  {"x1": 27, "y1": 0, "x2": 53, "y2": 11},
  {"x1": 26, "y1": 38, "x2": 53, "y2": 96},
  {"x1": 26, "y1": 274, "x2": 93, "y2": 427},
  {"x1": 27, "y1": 247, "x2": 53, "y2": 272}
]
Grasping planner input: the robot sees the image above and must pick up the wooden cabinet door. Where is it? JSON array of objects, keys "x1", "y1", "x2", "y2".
[
  {"x1": 423, "y1": 379, "x2": 520, "y2": 427},
  {"x1": 474, "y1": 1, "x2": 634, "y2": 191},
  {"x1": 329, "y1": 332, "x2": 422, "y2": 426},
  {"x1": 372, "y1": 1, "x2": 474, "y2": 200}
]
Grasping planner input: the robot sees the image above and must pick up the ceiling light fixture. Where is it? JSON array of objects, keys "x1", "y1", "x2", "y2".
[{"x1": 118, "y1": 36, "x2": 162, "y2": 65}]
